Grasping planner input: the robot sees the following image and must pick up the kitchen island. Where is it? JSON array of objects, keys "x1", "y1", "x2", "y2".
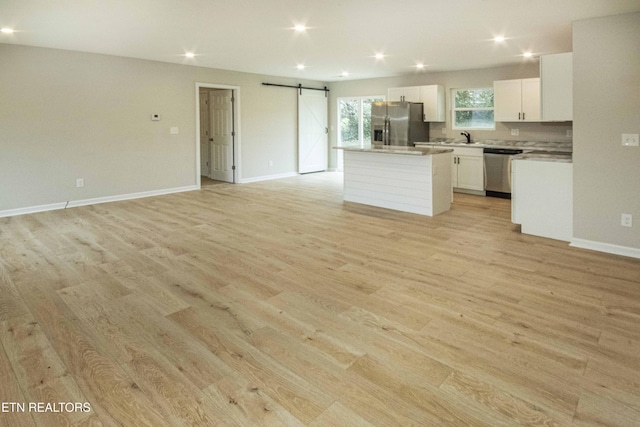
[{"x1": 336, "y1": 145, "x2": 453, "y2": 216}]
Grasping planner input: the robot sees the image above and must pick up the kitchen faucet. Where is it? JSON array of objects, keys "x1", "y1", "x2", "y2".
[{"x1": 461, "y1": 131, "x2": 471, "y2": 144}]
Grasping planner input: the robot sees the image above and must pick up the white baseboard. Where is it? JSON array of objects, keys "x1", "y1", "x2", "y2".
[
  {"x1": 239, "y1": 172, "x2": 298, "y2": 184},
  {"x1": 570, "y1": 238, "x2": 640, "y2": 259},
  {"x1": 0, "y1": 185, "x2": 199, "y2": 218}
]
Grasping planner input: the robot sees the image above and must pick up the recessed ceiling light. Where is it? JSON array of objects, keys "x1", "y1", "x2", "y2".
[
  {"x1": 294, "y1": 24, "x2": 306, "y2": 32},
  {"x1": 523, "y1": 51, "x2": 533, "y2": 58},
  {"x1": 416, "y1": 63, "x2": 425, "y2": 69},
  {"x1": 341, "y1": 71, "x2": 349, "y2": 77},
  {"x1": 494, "y1": 35, "x2": 506, "y2": 42},
  {"x1": 375, "y1": 53, "x2": 384, "y2": 60},
  {"x1": 185, "y1": 52, "x2": 195, "y2": 58},
  {"x1": 297, "y1": 64, "x2": 305, "y2": 70},
  {"x1": 1, "y1": 28, "x2": 14, "y2": 34}
]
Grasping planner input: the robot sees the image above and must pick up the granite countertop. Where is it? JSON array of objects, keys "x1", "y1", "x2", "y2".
[
  {"x1": 513, "y1": 152, "x2": 573, "y2": 163},
  {"x1": 334, "y1": 145, "x2": 453, "y2": 156},
  {"x1": 415, "y1": 139, "x2": 572, "y2": 153}
]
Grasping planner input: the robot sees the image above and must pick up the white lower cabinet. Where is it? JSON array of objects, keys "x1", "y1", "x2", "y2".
[
  {"x1": 451, "y1": 147, "x2": 484, "y2": 192},
  {"x1": 512, "y1": 159, "x2": 573, "y2": 241}
]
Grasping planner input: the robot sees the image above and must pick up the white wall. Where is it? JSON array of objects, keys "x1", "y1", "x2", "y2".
[
  {"x1": 327, "y1": 63, "x2": 573, "y2": 169},
  {"x1": 0, "y1": 44, "x2": 326, "y2": 213},
  {"x1": 572, "y1": 12, "x2": 640, "y2": 252}
]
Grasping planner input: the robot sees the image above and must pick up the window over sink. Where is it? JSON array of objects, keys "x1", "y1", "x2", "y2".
[{"x1": 452, "y1": 87, "x2": 495, "y2": 130}]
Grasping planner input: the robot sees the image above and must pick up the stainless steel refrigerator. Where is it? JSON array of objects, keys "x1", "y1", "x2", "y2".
[{"x1": 371, "y1": 102, "x2": 429, "y2": 146}]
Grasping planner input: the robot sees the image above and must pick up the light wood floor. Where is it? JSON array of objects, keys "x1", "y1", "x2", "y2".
[{"x1": 1, "y1": 172, "x2": 639, "y2": 426}]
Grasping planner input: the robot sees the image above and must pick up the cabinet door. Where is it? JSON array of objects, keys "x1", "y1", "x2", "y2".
[
  {"x1": 494, "y1": 79, "x2": 523, "y2": 122},
  {"x1": 402, "y1": 86, "x2": 421, "y2": 102},
  {"x1": 420, "y1": 85, "x2": 445, "y2": 122},
  {"x1": 457, "y1": 155, "x2": 484, "y2": 191},
  {"x1": 541, "y1": 53, "x2": 572, "y2": 121},
  {"x1": 521, "y1": 78, "x2": 541, "y2": 121},
  {"x1": 387, "y1": 88, "x2": 404, "y2": 102},
  {"x1": 451, "y1": 157, "x2": 458, "y2": 188}
]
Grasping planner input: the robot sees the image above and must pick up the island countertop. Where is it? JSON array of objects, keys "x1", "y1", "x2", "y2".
[{"x1": 334, "y1": 145, "x2": 453, "y2": 156}]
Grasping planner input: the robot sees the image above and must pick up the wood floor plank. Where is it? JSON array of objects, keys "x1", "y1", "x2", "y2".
[
  {"x1": 168, "y1": 307, "x2": 334, "y2": 424},
  {"x1": 308, "y1": 401, "x2": 376, "y2": 427},
  {"x1": 439, "y1": 370, "x2": 569, "y2": 426},
  {"x1": 204, "y1": 374, "x2": 306, "y2": 426},
  {"x1": 13, "y1": 279, "x2": 167, "y2": 426},
  {"x1": 0, "y1": 339, "x2": 38, "y2": 427}
]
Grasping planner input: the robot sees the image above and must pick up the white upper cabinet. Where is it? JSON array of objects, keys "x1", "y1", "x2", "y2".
[
  {"x1": 387, "y1": 87, "x2": 405, "y2": 102},
  {"x1": 494, "y1": 78, "x2": 541, "y2": 122},
  {"x1": 387, "y1": 86, "x2": 421, "y2": 102},
  {"x1": 419, "y1": 85, "x2": 445, "y2": 122},
  {"x1": 388, "y1": 85, "x2": 445, "y2": 122},
  {"x1": 541, "y1": 52, "x2": 573, "y2": 121}
]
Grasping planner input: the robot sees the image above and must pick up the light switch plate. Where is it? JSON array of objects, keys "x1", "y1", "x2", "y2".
[
  {"x1": 622, "y1": 133, "x2": 639, "y2": 147},
  {"x1": 170, "y1": 127, "x2": 179, "y2": 134}
]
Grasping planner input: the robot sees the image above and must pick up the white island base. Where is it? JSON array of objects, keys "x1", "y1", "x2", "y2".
[{"x1": 342, "y1": 148, "x2": 452, "y2": 216}]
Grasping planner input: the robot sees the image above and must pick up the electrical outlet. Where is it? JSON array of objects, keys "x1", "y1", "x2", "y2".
[
  {"x1": 621, "y1": 213, "x2": 633, "y2": 227},
  {"x1": 268, "y1": 160, "x2": 273, "y2": 167},
  {"x1": 511, "y1": 129, "x2": 519, "y2": 136},
  {"x1": 76, "y1": 178, "x2": 84, "y2": 188},
  {"x1": 622, "y1": 133, "x2": 639, "y2": 147},
  {"x1": 441, "y1": 127, "x2": 447, "y2": 134},
  {"x1": 566, "y1": 129, "x2": 573, "y2": 138},
  {"x1": 170, "y1": 127, "x2": 179, "y2": 134}
]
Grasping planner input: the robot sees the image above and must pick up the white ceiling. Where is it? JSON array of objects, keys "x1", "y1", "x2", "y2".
[{"x1": 1, "y1": 0, "x2": 639, "y2": 82}]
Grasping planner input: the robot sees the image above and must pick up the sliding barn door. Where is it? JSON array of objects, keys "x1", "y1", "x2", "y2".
[{"x1": 298, "y1": 89, "x2": 328, "y2": 174}]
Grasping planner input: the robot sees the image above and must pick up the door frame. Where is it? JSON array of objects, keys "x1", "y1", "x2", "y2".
[{"x1": 195, "y1": 82, "x2": 241, "y2": 186}]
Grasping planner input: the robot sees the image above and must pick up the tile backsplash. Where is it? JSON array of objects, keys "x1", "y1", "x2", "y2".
[{"x1": 431, "y1": 121, "x2": 573, "y2": 144}]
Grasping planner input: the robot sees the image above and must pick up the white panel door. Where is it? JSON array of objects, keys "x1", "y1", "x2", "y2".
[
  {"x1": 298, "y1": 89, "x2": 328, "y2": 174},
  {"x1": 209, "y1": 90, "x2": 234, "y2": 182},
  {"x1": 199, "y1": 90, "x2": 211, "y2": 177}
]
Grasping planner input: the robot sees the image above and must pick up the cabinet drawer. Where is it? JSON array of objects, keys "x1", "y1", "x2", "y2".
[{"x1": 452, "y1": 147, "x2": 483, "y2": 157}]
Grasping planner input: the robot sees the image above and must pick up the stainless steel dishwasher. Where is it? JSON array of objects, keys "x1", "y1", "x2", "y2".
[{"x1": 483, "y1": 148, "x2": 523, "y2": 199}]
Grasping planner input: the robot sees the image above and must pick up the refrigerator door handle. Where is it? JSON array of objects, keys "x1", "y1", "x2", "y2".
[{"x1": 384, "y1": 116, "x2": 389, "y2": 145}]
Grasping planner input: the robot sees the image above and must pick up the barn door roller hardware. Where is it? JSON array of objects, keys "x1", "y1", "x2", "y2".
[{"x1": 262, "y1": 83, "x2": 329, "y2": 97}]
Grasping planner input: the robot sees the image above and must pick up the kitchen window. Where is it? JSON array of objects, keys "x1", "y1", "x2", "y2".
[
  {"x1": 337, "y1": 96, "x2": 384, "y2": 170},
  {"x1": 452, "y1": 88, "x2": 495, "y2": 130}
]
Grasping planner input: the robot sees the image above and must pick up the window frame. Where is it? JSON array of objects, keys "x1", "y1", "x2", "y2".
[{"x1": 451, "y1": 87, "x2": 495, "y2": 130}]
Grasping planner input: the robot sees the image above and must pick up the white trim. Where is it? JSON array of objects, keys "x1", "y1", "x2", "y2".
[
  {"x1": 0, "y1": 186, "x2": 198, "y2": 219},
  {"x1": 195, "y1": 82, "x2": 241, "y2": 184},
  {"x1": 239, "y1": 172, "x2": 298, "y2": 184},
  {"x1": 570, "y1": 238, "x2": 640, "y2": 260},
  {"x1": 0, "y1": 202, "x2": 68, "y2": 218}
]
